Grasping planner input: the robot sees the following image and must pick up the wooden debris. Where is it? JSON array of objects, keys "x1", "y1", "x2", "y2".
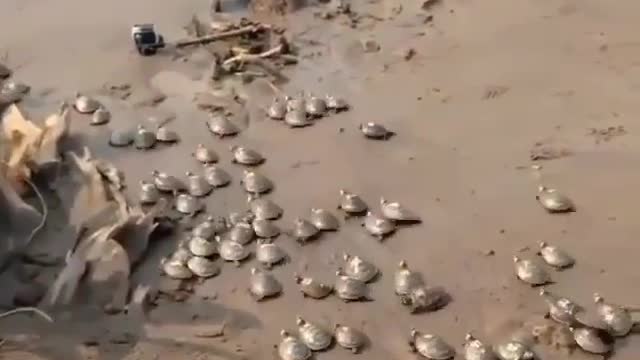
[{"x1": 175, "y1": 24, "x2": 268, "y2": 48}]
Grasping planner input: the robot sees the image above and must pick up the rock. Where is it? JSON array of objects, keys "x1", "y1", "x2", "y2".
[{"x1": 361, "y1": 39, "x2": 381, "y2": 53}]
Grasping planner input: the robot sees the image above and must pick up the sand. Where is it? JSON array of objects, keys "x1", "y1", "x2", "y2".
[{"x1": 1, "y1": 0, "x2": 640, "y2": 359}]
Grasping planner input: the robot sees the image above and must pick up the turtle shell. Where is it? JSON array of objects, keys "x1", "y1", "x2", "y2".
[
  {"x1": 188, "y1": 235, "x2": 217, "y2": 257},
  {"x1": 343, "y1": 253, "x2": 378, "y2": 283},
  {"x1": 463, "y1": 334, "x2": 496, "y2": 360},
  {"x1": 175, "y1": 194, "x2": 203, "y2": 215},
  {"x1": 293, "y1": 274, "x2": 331, "y2": 299},
  {"x1": 217, "y1": 237, "x2": 250, "y2": 263},
  {"x1": 286, "y1": 96, "x2": 306, "y2": 112},
  {"x1": 309, "y1": 208, "x2": 339, "y2": 231},
  {"x1": 74, "y1": 93, "x2": 101, "y2": 113},
  {"x1": 161, "y1": 257, "x2": 193, "y2": 279},
  {"x1": 394, "y1": 260, "x2": 424, "y2": 296},
  {"x1": 1, "y1": 80, "x2": 30, "y2": 96},
  {"x1": 267, "y1": 98, "x2": 287, "y2": 120},
  {"x1": 230, "y1": 146, "x2": 264, "y2": 166},
  {"x1": 338, "y1": 190, "x2": 368, "y2": 214},
  {"x1": 539, "y1": 289, "x2": 580, "y2": 326},
  {"x1": 285, "y1": 108, "x2": 312, "y2": 128},
  {"x1": 187, "y1": 256, "x2": 220, "y2": 278},
  {"x1": 94, "y1": 159, "x2": 125, "y2": 190},
  {"x1": 363, "y1": 212, "x2": 396, "y2": 239},
  {"x1": 90, "y1": 106, "x2": 111, "y2": 126},
  {"x1": 226, "y1": 222, "x2": 255, "y2": 245},
  {"x1": 241, "y1": 170, "x2": 273, "y2": 195},
  {"x1": 494, "y1": 341, "x2": 535, "y2": 360},
  {"x1": 305, "y1": 96, "x2": 327, "y2": 118},
  {"x1": 292, "y1": 218, "x2": 320, "y2": 244},
  {"x1": 156, "y1": 126, "x2": 179, "y2": 143},
  {"x1": 0, "y1": 63, "x2": 11, "y2": 79},
  {"x1": 139, "y1": 180, "x2": 160, "y2": 205},
  {"x1": 193, "y1": 144, "x2": 218, "y2": 164},
  {"x1": 134, "y1": 125, "x2": 157, "y2": 149},
  {"x1": 514, "y1": 256, "x2": 551, "y2": 286},
  {"x1": 536, "y1": 186, "x2": 574, "y2": 213},
  {"x1": 571, "y1": 327, "x2": 612, "y2": 354},
  {"x1": 278, "y1": 331, "x2": 312, "y2": 360},
  {"x1": 252, "y1": 219, "x2": 280, "y2": 238},
  {"x1": 296, "y1": 317, "x2": 333, "y2": 351},
  {"x1": 109, "y1": 129, "x2": 134, "y2": 147},
  {"x1": 203, "y1": 165, "x2": 231, "y2": 187},
  {"x1": 335, "y1": 273, "x2": 369, "y2": 301},
  {"x1": 151, "y1": 170, "x2": 185, "y2": 193},
  {"x1": 248, "y1": 268, "x2": 282, "y2": 301},
  {"x1": 402, "y1": 286, "x2": 448, "y2": 313},
  {"x1": 193, "y1": 216, "x2": 222, "y2": 239},
  {"x1": 380, "y1": 197, "x2": 421, "y2": 222},
  {"x1": 594, "y1": 294, "x2": 634, "y2": 337},
  {"x1": 186, "y1": 171, "x2": 213, "y2": 197},
  {"x1": 256, "y1": 241, "x2": 286, "y2": 268},
  {"x1": 249, "y1": 197, "x2": 283, "y2": 220},
  {"x1": 171, "y1": 246, "x2": 193, "y2": 264},
  {"x1": 227, "y1": 211, "x2": 255, "y2": 227},
  {"x1": 539, "y1": 242, "x2": 574, "y2": 268},
  {"x1": 411, "y1": 331, "x2": 454, "y2": 360},
  {"x1": 325, "y1": 95, "x2": 349, "y2": 111},
  {"x1": 207, "y1": 113, "x2": 239, "y2": 137},
  {"x1": 334, "y1": 325, "x2": 365, "y2": 353},
  {"x1": 359, "y1": 122, "x2": 391, "y2": 139}
]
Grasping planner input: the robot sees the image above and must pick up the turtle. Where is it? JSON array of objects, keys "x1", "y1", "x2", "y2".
[
  {"x1": 170, "y1": 246, "x2": 193, "y2": 264},
  {"x1": 203, "y1": 165, "x2": 231, "y2": 187},
  {"x1": 463, "y1": 333, "x2": 497, "y2": 360},
  {"x1": 193, "y1": 215, "x2": 221, "y2": 239},
  {"x1": 359, "y1": 122, "x2": 392, "y2": 140},
  {"x1": 337, "y1": 189, "x2": 368, "y2": 216},
  {"x1": 228, "y1": 211, "x2": 256, "y2": 227},
  {"x1": 0, "y1": 63, "x2": 11, "y2": 79},
  {"x1": 286, "y1": 95, "x2": 306, "y2": 112},
  {"x1": 248, "y1": 267, "x2": 282, "y2": 301},
  {"x1": 296, "y1": 316, "x2": 333, "y2": 351},
  {"x1": 395, "y1": 260, "x2": 424, "y2": 296},
  {"x1": 188, "y1": 235, "x2": 217, "y2": 257},
  {"x1": 362, "y1": 211, "x2": 396, "y2": 240},
  {"x1": 187, "y1": 256, "x2": 220, "y2": 278},
  {"x1": 494, "y1": 341, "x2": 535, "y2": 360},
  {"x1": 294, "y1": 274, "x2": 333, "y2": 299},
  {"x1": 151, "y1": 170, "x2": 185, "y2": 194},
  {"x1": 192, "y1": 144, "x2": 219, "y2": 164},
  {"x1": 309, "y1": 208, "x2": 339, "y2": 231},
  {"x1": 536, "y1": 186, "x2": 575, "y2": 213},
  {"x1": 252, "y1": 219, "x2": 280, "y2": 238},
  {"x1": 206, "y1": 113, "x2": 239, "y2": 137},
  {"x1": 155, "y1": 126, "x2": 180, "y2": 143},
  {"x1": 256, "y1": 239, "x2": 287, "y2": 268},
  {"x1": 230, "y1": 145, "x2": 264, "y2": 166},
  {"x1": 334, "y1": 324, "x2": 366, "y2": 354},
  {"x1": 291, "y1": 218, "x2": 320, "y2": 245},
  {"x1": 94, "y1": 159, "x2": 125, "y2": 190},
  {"x1": 539, "y1": 289, "x2": 581, "y2": 326},
  {"x1": 537, "y1": 241, "x2": 575, "y2": 269},
  {"x1": 267, "y1": 97, "x2": 287, "y2": 120},
  {"x1": 139, "y1": 180, "x2": 160, "y2": 205},
  {"x1": 225, "y1": 221, "x2": 255, "y2": 245},
  {"x1": 73, "y1": 92, "x2": 101, "y2": 113},
  {"x1": 175, "y1": 194, "x2": 203, "y2": 216},
  {"x1": 109, "y1": 129, "x2": 134, "y2": 147},
  {"x1": 325, "y1": 95, "x2": 349, "y2": 112},
  {"x1": 594, "y1": 293, "x2": 635, "y2": 337},
  {"x1": 278, "y1": 330, "x2": 312, "y2": 360},
  {"x1": 409, "y1": 329, "x2": 455, "y2": 360},
  {"x1": 241, "y1": 170, "x2": 273, "y2": 196},
  {"x1": 305, "y1": 95, "x2": 327, "y2": 118},
  {"x1": 342, "y1": 253, "x2": 378, "y2": 283},
  {"x1": 161, "y1": 257, "x2": 193, "y2": 279},
  {"x1": 134, "y1": 124, "x2": 157, "y2": 150},
  {"x1": 186, "y1": 171, "x2": 213, "y2": 197},
  {"x1": 249, "y1": 196, "x2": 283, "y2": 220},
  {"x1": 90, "y1": 106, "x2": 111, "y2": 125},
  {"x1": 285, "y1": 108, "x2": 312, "y2": 128},
  {"x1": 335, "y1": 270, "x2": 371, "y2": 302},
  {"x1": 401, "y1": 286, "x2": 449, "y2": 314},
  {"x1": 570, "y1": 326, "x2": 613, "y2": 355},
  {"x1": 216, "y1": 236, "x2": 250, "y2": 266},
  {"x1": 380, "y1": 197, "x2": 421, "y2": 222},
  {"x1": 513, "y1": 256, "x2": 551, "y2": 286},
  {"x1": 1, "y1": 80, "x2": 29, "y2": 95}
]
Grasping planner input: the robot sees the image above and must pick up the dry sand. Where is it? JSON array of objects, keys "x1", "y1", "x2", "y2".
[{"x1": 1, "y1": 0, "x2": 640, "y2": 359}]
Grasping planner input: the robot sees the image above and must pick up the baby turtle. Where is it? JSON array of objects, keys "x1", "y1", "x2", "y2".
[
  {"x1": 494, "y1": 341, "x2": 535, "y2": 360},
  {"x1": 139, "y1": 180, "x2": 160, "y2": 205},
  {"x1": 291, "y1": 218, "x2": 320, "y2": 245},
  {"x1": 464, "y1": 334, "x2": 497, "y2": 360},
  {"x1": 325, "y1": 95, "x2": 349, "y2": 112},
  {"x1": 109, "y1": 128, "x2": 134, "y2": 147},
  {"x1": 278, "y1": 330, "x2": 312, "y2": 360},
  {"x1": 187, "y1": 256, "x2": 220, "y2": 278},
  {"x1": 267, "y1": 98, "x2": 287, "y2": 120},
  {"x1": 286, "y1": 95, "x2": 306, "y2": 112},
  {"x1": 134, "y1": 125, "x2": 157, "y2": 150},
  {"x1": 73, "y1": 92, "x2": 101, "y2": 113},
  {"x1": 248, "y1": 267, "x2": 282, "y2": 301},
  {"x1": 335, "y1": 270, "x2": 371, "y2": 302},
  {"x1": 285, "y1": 108, "x2": 312, "y2": 128},
  {"x1": 256, "y1": 239, "x2": 287, "y2": 268},
  {"x1": 207, "y1": 113, "x2": 239, "y2": 137},
  {"x1": 296, "y1": 316, "x2": 333, "y2": 351},
  {"x1": 343, "y1": 253, "x2": 378, "y2": 283},
  {"x1": 90, "y1": 106, "x2": 111, "y2": 125},
  {"x1": 225, "y1": 222, "x2": 255, "y2": 245},
  {"x1": 249, "y1": 196, "x2": 283, "y2": 220},
  {"x1": 175, "y1": 194, "x2": 203, "y2": 216},
  {"x1": 241, "y1": 170, "x2": 273, "y2": 196},
  {"x1": 570, "y1": 327, "x2": 613, "y2": 355},
  {"x1": 94, "y1": 159, "x2": 125, "y2": 190},
  {"x1": 155, "y1": 126, "x2": 179, "y2": 143},
  {"x1": 294, "y1": 274, "x2": 333, "y2": 299},
  {"x1": 216, "y1": 236, "x2": 250, "y2": 266},
  {"x1": 513, "y1": 256, "x2": 551, "y2": 286},
  {"x1": 338, "y1": 189, "x2": 368, "y2": 216},
  {"x1": 193, "y1": 215, "x2": 221, "y2": 239},
  {"x1": 363, "y1": 211, "x2": 396, "y2": 240},
  {"x1": 401, "y1": 286, "x2": 449, "y2": 313},
  {"x1": 359, "y1": 122, "x2": 392, "y2": 140},
  {"x1": 594, "y1": 293, "x2": 634, "y2": 337},
  {"x1": 380, "y1": 197, "x2": 421, "y2": 222},
  {"x1": 538, "y1": 242, "x2": 575, "y2": 269},
  {"x1": 161, "y1": 257, "x2": 193, "y2": 279},
  {"x1": 253, "y1": 219, "x2": 281, "y2": 238},
  {"x1": 188, "y1": 235, "x2": 217, "y2": 257},
  {"x1": 203, "y1": 165, "x2": 231, "y2": 187},
  {"x1": 305, "y1": 95, "x2": 327, "y2": 118},
  {"x1": 334, "y1": 324, "x2": 366, "y2": 354},
  {"x1": 309, "y1": 208, "x2": 339, "y2": 231},
  {"x1": 186, "y1": 171, "x2": 213, "y2": 197},
  {"x1": 540, "y1": 289, "x2": 581, "y2": 326},
  {"x1": 536, "y1": 186, "x2": 575, "y2": 213},
  {"x1": 409, "y1": 329, "x2": 455, "y2": 360},
  {"x1": 151, "y1": 170, "x2": 185, "y2": 194},
  {"x1": 230, "y1": 145, "x2": 264, "y2": 166},
  {"x1": 193, "y1": 144, "x2": 219, "y2": 164},
  {"x1": 395, "y1": 260, "x2": 424, "y2": 296}
]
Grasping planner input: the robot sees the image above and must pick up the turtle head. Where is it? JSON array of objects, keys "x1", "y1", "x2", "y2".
[
  {"x1": 295, "y1": 316, "x2": 305, "y2": 326},
  {"x1": 310, "y1": 207, "x2": 318, "y2": 213},
  {"x1": 214, "y1": 235, "x2": 222, "y2": 243},
  {"x1": 74, "y1": 91, "x2": 81, "y2": 98},
  {"x1": 380, "y1": 197, "x2": 387, "y2": 206},
  {"x1": 151, "y1": 170, "x2": 159, "y2": 177},
  {"x1": 464, "y1": 333, "x2": 475, "y2": 342},
  {"x1": 398, "y1": 260, "x2": 408, "y2": 269},
  {"x1": 334, "y1": 323, "x2": 341, "y2": 330},
  {"x1": 293, "y1": 273, "x2": 302, "y2": 283},
  {"x1": 538, "y1": 241, "x2": 547, "y2": 249},
  {"x1": 539, "y1": 288, "x2": 548, "y2": 297},
  {"x1": 137, "y1": 124, "x2": 144, "y2": 130},
  {"x1": 366, "y1": 211, "x2": 373, "y2": 217},
  {"x1": 335, "y1": 268, "x2": 345, "y2": 277},
  {"x1": 593, "y1": 293, "x2": 604, "y2": 304},
  {"x1": 538, "y1": 185, "x2": 547, "y2": 192},
  {"x1": 206, "y1": 215, "x2": 215, "y2": 221},
  {"x1": 243, "y1": 169, "x2": 251, "y2": 176},
  {"x1": 256, "y1": 238, "x2": 265, "y2": 245},
  {"x1": 342, "y1": 252, "x2": 352, "y2": 261},
  {"x1": 246, "y1": 194, "x2": 253, "y2": 203},
  {"x1": 196, "y1": 143, "x2": 205, "y2": 150},
  {"x1": 185, "y1": 171, "x2": 194, "y2": 177},
  {"x1": 339, "y1": 189, "x2": 347, "y2": 196},
  {"x1": 280, "y1": 329, "x2": 290, "y2": 338},
  {"x1": 250, "y1": 267, "x2": 259, "y2": 275},
  {"x1": 409, "y1": 328, "x2": 419, "y2": 339},
  {"x1": 513, "y1": 256, "x2": 521, "y2": 263}
]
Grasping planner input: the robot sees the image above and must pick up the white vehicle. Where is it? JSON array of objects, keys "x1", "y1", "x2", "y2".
[{"x1": 131, "y1": 24, "x2": 165, "y2": 56}]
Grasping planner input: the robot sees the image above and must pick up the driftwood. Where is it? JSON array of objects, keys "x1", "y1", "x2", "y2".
[
  {"x1": 175, "y1": 24, "x2": 268, "y2": 48},
  {"x1": 223, "y1": 44, "x2": 284, "y2": 66}
]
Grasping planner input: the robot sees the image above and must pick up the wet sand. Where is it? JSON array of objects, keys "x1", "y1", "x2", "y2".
[{"x1": 1, "y1": 0, "x2": 640, "y2": 359}]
